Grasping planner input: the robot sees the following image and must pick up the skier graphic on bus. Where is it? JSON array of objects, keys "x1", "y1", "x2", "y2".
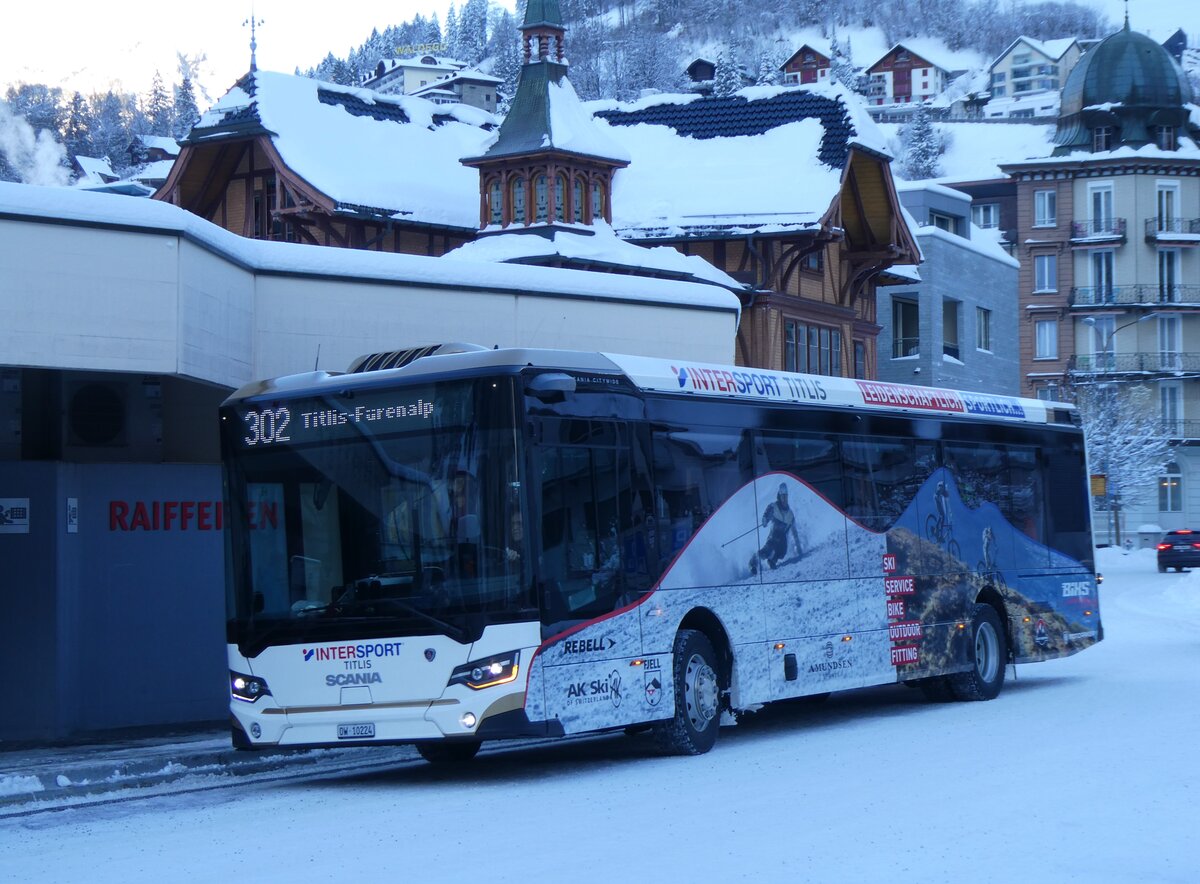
[{"x1": 749, "y1": 482, "x2": 803, "y2": 574}]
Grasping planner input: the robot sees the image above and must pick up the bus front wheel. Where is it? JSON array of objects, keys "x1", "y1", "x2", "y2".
[
  {"x1": 654, "y1": 629, "x2": 722, "y2": 756},
  {"x1": 950, "y1": 604, "x2": 1006, "y2": 701},
  {"x1": 417, "y1": 741, "x2": 481, "y2": 764}
]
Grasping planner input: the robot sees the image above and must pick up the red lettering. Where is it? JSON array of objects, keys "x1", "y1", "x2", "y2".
[
  {"x1": 260, "y1": 502, "x2": 278, "y2": 530},
  {"x1": 884, "y1": 576, "x2": 915, "y2": 595},
  {"x1": 216, "y1": 502, "x2": 224, "y2": 531},
  {"x1": 131, "y1": 502, "x2": 151, "y2": 531},
  {"x1": 891, "y1": 646, "x2": 920, "y2": 666},
  {"x1": 181, "y1": 501, "x2": 196, "y2": 530},
  {"x1": 198, "y1": 501, "x2": 212, "y2": 531},
  {"x1": 882, "y1": 553, "x2": 897, "y2": 573},
  {"x1": 886, "y1": 599, "x2": 906, "y2": 619},
  {"x1": 152, "y1": 501, "x2": 160, "y2": 530},
  {"x1": 164, "y1": 501, "x2": 178, "y2": 530},
  {"x1": 110, "y1": 501, "x2": 129, "y2": 531}
]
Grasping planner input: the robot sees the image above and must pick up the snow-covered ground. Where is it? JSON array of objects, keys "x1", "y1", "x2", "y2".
[{"x1": 2, "y1": 547, "x2": 1198, "y2": 882}]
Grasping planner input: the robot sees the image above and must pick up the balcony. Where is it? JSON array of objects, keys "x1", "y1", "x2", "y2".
[
  {"x1": 1069, "y1": 351, "x2": 1200, "y2": 375},
  {"x1": 1071, "y1": 284, "x2": 1200, "y2": 308},
  {"x1": 1144, "y1": 217, "x2": 1200, "y2": 245},
  {"x1": 1070, "y1": 218, "x2": 1126, "y2": 247},
  {"x1": 1160, "y1": 420, "x2": 1200, "y2": 441}
]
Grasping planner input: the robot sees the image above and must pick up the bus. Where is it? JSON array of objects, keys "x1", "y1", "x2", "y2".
[{"x1": 220, "y1": 343, "x2": 1101, "y2": 760}]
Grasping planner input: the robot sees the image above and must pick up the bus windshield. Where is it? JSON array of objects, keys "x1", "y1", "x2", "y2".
[{"x1": 221, "y1": 376, "x2": 529, "y2": 649}]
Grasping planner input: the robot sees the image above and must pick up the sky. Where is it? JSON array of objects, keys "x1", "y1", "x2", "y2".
[
  {"x1": 2, "y1": 546, "x2": 1198, "y2": 881},
  {"x1": 1, "y1": 1, "x2": 512, "y2": 103},
  {"x1": 0, "y1": 1, "x2": 1188, "y2": 105}
]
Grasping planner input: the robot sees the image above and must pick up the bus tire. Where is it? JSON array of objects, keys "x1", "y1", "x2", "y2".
[
  {"x1": 653, "y1": 629, "x2": 722, "y2": 756},
  {"x1": 950, "y1": 604, "x2": 1006, "y2": 701},
  {"x1": 417, "y1": 741, "x2": 481, "y2": 764}
]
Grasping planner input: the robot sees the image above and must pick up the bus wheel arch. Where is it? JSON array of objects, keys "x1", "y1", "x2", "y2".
[
  {"x1": 973, "y1": 586, "x2": 1012, "y2": 659},
  {"x1": 654, "y1": 611, "x2": 731, "y2": 756},
  {"x1": 677, "y1": 607, "x2": 734, "y2": 706},
  {"x1": 950, "y1": 603, "x2": 1007, "y2": 701}
]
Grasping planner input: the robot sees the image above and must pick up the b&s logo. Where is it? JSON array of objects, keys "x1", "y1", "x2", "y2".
[{"x1": 1034, "y1": 619, "x2": 1049, "y2": 647}]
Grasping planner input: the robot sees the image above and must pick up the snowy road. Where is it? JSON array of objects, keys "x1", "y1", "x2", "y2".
[{"x1": 3, "y1": 548, "x2": 1198, "y2": 883}]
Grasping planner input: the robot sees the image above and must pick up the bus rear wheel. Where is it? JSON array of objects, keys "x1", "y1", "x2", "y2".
[
  {"x1": 417, "y1": 741, "x2": 481, "y2": 764},
  {"x1": 653, "y1": 629, "x2": 722, "y2": 756},
  {"x1": 950, "y1": 604, "x2": 1006, "y2": 701}
]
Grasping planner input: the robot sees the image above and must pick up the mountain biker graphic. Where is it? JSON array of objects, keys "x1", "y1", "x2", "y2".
[{"x1": 749, "y1": 482, "x2": 802, "y2": 574}]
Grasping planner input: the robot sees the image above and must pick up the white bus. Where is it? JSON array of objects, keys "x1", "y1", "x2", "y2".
[{"x1": 221, "y1": 344, "x2": 1101, "y2": 759}]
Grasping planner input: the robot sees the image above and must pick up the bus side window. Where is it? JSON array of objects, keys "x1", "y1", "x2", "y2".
[
  {"x1": 758, "y1": 431, "x2": 844, "y2": 509},
  {"x1": 537, "y1": 421, "x2": 629, "y2": 625},
  {"x1": 653, "y1": 428, "x2": 755, "y2": 554},
  {"x1": 841, "y1": 437, "x2": 918, "y2": 533}
]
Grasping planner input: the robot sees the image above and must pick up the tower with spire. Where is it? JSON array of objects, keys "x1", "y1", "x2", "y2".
[{"x1": 461, "y1": 0, "x2": 629, "y2": 231}]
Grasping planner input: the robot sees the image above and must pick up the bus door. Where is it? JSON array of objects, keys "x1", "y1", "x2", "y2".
[{"x1": 532, "y1": 417, "x2": 652, "y2": 733}]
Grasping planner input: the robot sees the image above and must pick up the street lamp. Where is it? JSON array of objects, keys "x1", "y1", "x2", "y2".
[
  {"x1": 1079, "y1": 312, "x2": 1165, "y2": 546},
  {"x1": 1081, "y1": 312, "x2": 1161, "y2": 371}
]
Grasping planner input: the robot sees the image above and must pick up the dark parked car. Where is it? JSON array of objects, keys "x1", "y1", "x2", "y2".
[{"x1": 1157, "y1": 530, "x2": 1200, "y2": 572}]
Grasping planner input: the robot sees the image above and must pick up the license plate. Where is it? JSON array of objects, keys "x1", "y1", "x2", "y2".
[{"x1": 337, "y1": 723, "x2": 375, "y2": 740}]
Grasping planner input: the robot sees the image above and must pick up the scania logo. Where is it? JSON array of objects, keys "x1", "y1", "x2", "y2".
[{"x1": 424, "y1": 648, "x2": 436, "y2": 662}]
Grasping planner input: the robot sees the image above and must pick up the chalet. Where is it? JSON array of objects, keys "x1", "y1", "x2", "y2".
[
  {"x1": 73, "y1": 155, "x2": 117, "y2": 186},
  {"x1": 864, "y1": 40, "x2": 979, "y2": 107},
  {"x1": 154, "y1": 0, "x2": 916, "y2": 377},
  {"x1": 780, "y1": 44, "x2": 831, "y2": 86},
  {"x1": 685, "y1": 58, "x2": 716, "y2": 84},
  {"x1": 155, "y1": 73, "x2": 498, "y2": 253}
]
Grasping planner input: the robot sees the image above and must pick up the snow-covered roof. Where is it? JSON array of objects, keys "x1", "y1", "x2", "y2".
[
  {"x1": 74, "y1": 155, "x2": 116, "y2": 184},
  {"x1": 590, "y1": 83, "x2": 889, "y2": 239},
  {"x1": 1003, "y1": 136, "x2": 1200, "y2": 168},
  {"x1": 446, "y1": 223, "x2": 744, "y2": 290},
  {"x1": 135, "y1": 135, "x2": 181, "y2": 156},
  {"x1": 190, "y1": 71, "x2": 499, "y2": 230},
  {"x1": 992, "y1": 36, "x2": 1079, "y2": 68},
  {"x1": 870, "y1": 39, "x2": 985, "y2": 74},
  {"x1": 132, "y1": 160, "x2": 175, "y2": 183},
  {"x1": 912, "y1": 223, "x2": 1019, "y2": 269}
]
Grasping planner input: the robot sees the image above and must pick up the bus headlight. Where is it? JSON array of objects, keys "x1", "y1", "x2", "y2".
[
  {"x1": 448, "y1": 651, "x2": 520, "y2": 690},
  {"x1": 230, "y1": 671, "x2": 272, "y2": 703}
]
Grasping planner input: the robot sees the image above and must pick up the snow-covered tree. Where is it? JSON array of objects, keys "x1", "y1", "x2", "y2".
[
  {"x1": 1074, "y1": 383, "x2": 1173, "y2": 545},
  {"x1": 712, "y1": 49, "x2": 741, "y2": 97},
  {"x1": 899, "y1": 102, "x2": 943, "y2": 180},
  {"x1": 62, "y1": 91, "x2": 91, "y2": 161},
  {"x1": 144, "y1": 71, "x2": 173, "y2": 136},
  {"x1": 445, "y1": 4, "x2": 460, "y2": 58},
  {"x1": 829, "y1": 32, "x2": 860, "y2": 91},
  {"x1": 489, "y1": 11, "x2": 522, "y2": 112},
  {"x1": 755, "y1": 53, "x2": 780, "y2": 86},
  {"x1": 455, "y1": 0, "x2": 490, "y2": 65},
  {"x1": 172, "y1": 78, "x2": 199, "y2": 140}
]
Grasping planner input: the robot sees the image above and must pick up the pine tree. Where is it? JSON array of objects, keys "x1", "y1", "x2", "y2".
[
  {"x1": 172, "y1": 78, "x2": 199, "y2": 140},
  {"x1": 457, "y1": 0, "x2": 490, "y2": 65},
  {"x1": 490, "y1": 11, "x2": 522, "y2": 111},
  {"x1": 445, "y1": 5, "x2": 460, "y2": 59},
  {"x1": 62, "y1": 91, "x2": 92, "y2": 161},
  {"x1": 899, "y1": 102, "x2": 942, "y2": 180},
  {"x1": 756, "y1": 54, "x2": 779, "y2": 86},
  {"x1": 830, "y1": 31, "x2": 859, "y2": 91},
  {"x1": 145, "y1": 71, "x2": 173, "y2": 136},
  {"x1": 712, "y1": 49, "x2": 742, "y2": 97}
]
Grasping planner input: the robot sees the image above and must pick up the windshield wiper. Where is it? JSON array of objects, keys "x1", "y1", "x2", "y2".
[{"x1": 329, "y1": 578, "x2": 466, "y2": 642}]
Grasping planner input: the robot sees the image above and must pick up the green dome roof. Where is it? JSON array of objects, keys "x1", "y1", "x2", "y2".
[{"x1": 1053, "y1": 23, "x2": 1194, "y2": 154}]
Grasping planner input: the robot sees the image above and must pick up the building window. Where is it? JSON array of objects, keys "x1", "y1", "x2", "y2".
[
  {"x1": 1156, "y1": 126, "x2": 1177, "y2": 151},
  {"x1": 1161, "y1": 382, "x2": 1182, "y2": 435},
  {"x1": 488, "y1": 179, "x2": 503, "y2": 225},
  {"x1": 554, "y1": 174, "x2": 567, "y2": 223},
  {"x1": 590, "y1": 181, "x2": 605, "y2": 222},
  {"x1": 535, "y1": 175, "x2": 549, "y2": 223},
  {"x1": 1091, "y1": 250, "x2": 1114, "y2": 301},
  {"x1": 991, "y1": 72, "x2": 1006, "y2": 85},
  {"x1": 785, "y1": 320, "x2": 842, "y2": 376},
  {"x1": 892, "y1": 299, "x2": 920, "y2": 358},
  {"x1": 1034, "y1": 189, "x2": 1056, "y2": 227},
  {"x1": 511, "y1": 176, "x2": 527, "y2": 224},
  {"x1": 800, "y1": 250, "x2": 824, "y2": 273},
  {"x1": 1034, "y1": 254, "x2": 1057, "y2": 292},
  {"x1": 1092, "y1": 126, "x2": 1113, "y2": 151},
  {"x1": 1157, "y1": 182, "x2": 1179, "y2": 231},
  {"x1": 573, "y1": 177, "x2": 585, "y2": 223},
  {"x1": 930, "y1": 211, "x2": 957, "y2": 234},
  {"x1": 972, "y1": 203, "x2": 999, "y2": 229},
  {"x1": 853, "y1": 341, "x2": 866, "y2": 379},
  {"x1": 1090, "y1": 184, "x2": 1114, "y2": 233},
  {"x1": 943, "y1": 299, "x2": 960, "y2": 360},
  {"x1": 1036, "y1": 382, "x2": 1062, "y2": 402},
  {"x1": 977, "y1": 307, "x2": 992, "y2": 351},
  {"x1": 1160, "y1": 463, "x2": 1182, "y2": 512},
  {"x1": 1034, "y1": 319, "x2": 1058, "y2": 359},
  {"x1": 993, "y1": 85, "x2": 1006, "y2": 97}
]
